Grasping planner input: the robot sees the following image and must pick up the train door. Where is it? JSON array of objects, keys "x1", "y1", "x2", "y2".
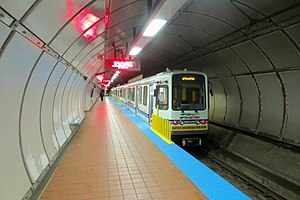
[
  {"x1": 136, "y1": 86, "x2": 142, "y2": 114},
  {"x1": 135, "y1": 86, "x2": 138, "y2": 114},
  {"x1": 148, "y1": 84, "x2": 155, "y2": 124}
]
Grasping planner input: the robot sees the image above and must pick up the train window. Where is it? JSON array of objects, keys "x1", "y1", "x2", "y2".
[
  {"x1": 138, "y1": 87, "x2": 142, "y2": 104},
  {"x1": 155, "y1": 85, "x2": 168, "y2": 110},
  {"x1": 130, "y1": 88, "x2": 132, "y2": 101},
  {"x1": 172, "y1": 74, "x2": 206, "y2": 110},
  {"x1": 143, "y1": 86, "x2": 148, "y2": 106},
  {"x1": 128, "y1": 87, "x2": 135, "y2": 101},
  {"x1": 132, "y1": 88, "x2": 135, "y2": 101},
  {"x1": 122, "y1": 88, "x2": 126, "y2": 98}
]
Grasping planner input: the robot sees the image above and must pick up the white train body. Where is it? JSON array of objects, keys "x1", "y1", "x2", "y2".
[{"x1": 111, "y1": 70, "x2": 209, "y2": 146}]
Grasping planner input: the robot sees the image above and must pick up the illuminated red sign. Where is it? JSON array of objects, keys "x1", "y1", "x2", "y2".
[
  {"x1": 112, "y1": 61, "x2": 134, "y2": 69},
  {"x1": 106, "y1": 60, "x2": 140, "y2": 71}
]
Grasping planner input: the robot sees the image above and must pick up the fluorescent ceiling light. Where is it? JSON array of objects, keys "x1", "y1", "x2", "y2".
[
  {"x1": 143, "y1": 19, "x2": 167, "y2": 37},
  {"x1": 129, "y1": 47, "x2": 142, "y2": 55}
]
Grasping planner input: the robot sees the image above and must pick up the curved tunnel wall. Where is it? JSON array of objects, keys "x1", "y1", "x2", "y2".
[
  {"x1": 176, "y1": 24, "x2": 300, "y2": 193},
  {"x1": 0, "y1": 31, "x2": 97, "y2": 199},
  {"x1": 179, "y1": 26, "x2": 300, "y2": 146},
  {"x1": 0, "y1": 1, "x2": 103, "y2": 198}
]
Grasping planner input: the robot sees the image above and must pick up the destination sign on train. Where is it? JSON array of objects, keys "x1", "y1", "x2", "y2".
[
  {"x1": 106, "y1": 59, "x2": 140, "y2": 71},
  {"x1": 182, "y1": 77, "x2": 195, "y2": 81}
]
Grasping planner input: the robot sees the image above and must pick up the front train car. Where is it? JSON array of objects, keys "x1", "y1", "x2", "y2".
[{"x1": 153, "y1": 71, "x2": 209, "y2": 146}]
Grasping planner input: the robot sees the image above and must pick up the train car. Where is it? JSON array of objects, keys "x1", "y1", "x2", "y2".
[{"x1": 111, "y1": 69, "x2": 209, "y2": 147}]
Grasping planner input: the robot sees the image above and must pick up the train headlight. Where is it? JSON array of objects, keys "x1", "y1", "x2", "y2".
[
  {"x1": 180, "y1": 121, "x2": 184, "y2": 125},
  {"x1": 195, "y1": 120, "x2": 200, "y2": 125},
  {"x1": 173, "y1": 120, "x2": 179, "y2": 125}
]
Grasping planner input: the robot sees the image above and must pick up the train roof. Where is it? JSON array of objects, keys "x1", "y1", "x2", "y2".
[{"x1": 112, "y1": 69, "x2": 207, "y2": 89}]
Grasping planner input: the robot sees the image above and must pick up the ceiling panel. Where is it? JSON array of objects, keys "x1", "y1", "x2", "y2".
[
  {"x1": 150, "y1": 34, "x2": 190, "y2": 59},
  {"x1": 106, "y1": 16, "x2": 146, "y2": 46},
  {"x1": 255, "y1": 31, "x2": 300, "y2": 69},
  {"x1": 202, "y1": 54, "x2": 231, "y2": 76},
  {"x1": 272, "y1": 5, "x2": 300, "y2": 25},
  {"x1": 188, "y1": 0, "x2": 250, "y2": 28},
  {"x1": 63, "y1": 37, "x2": 91, "y2": 63},
  {"x1": 165, "y1": 25, "x2": 215, "y2": 48},
  {"x1": 239, "y1": 0, "x2": 299, "y2": 16},
  {"x1": 109, "y1": 0, "x2": 147, "y2": 28},
  {"x1": 23, "y1": 0, "x2": 90, "y2": 43},
  {"x1": 232, "y1": 40, "x2": 273, "y2": 72},
  {"x1": 72, "y1": 37, "x2": 105, "y2": 67},
  {"x1": 286, "y1": 23, "x2": 300, "y2": 48},
  {"x1": 215, "y1": 48, "x2": 250, "y2": 74},
  {"x1": 77, "y1": 47, "x2": 105, "y2": 73},
  {"x1": 0, "y1": 0, "x2": 35, "y2": 20},
  {"x1": 0, "y1": 21, "x2": 11, "y2": 47},
  {"x1": 50, "y1": 1, "x2": 106, "y2": 55},
  {"x1": 175, "y1": 13, "x2": 236, "y2": 41}
]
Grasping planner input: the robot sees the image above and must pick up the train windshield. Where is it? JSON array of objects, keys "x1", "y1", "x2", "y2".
[{"x1": 172, "y1": 74, "x2": 206, "y2": 111}]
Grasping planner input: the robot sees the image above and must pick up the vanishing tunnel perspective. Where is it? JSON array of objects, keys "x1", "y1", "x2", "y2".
[{"x1": 0, "y1": 0, "x2": 300, "y2": 199}]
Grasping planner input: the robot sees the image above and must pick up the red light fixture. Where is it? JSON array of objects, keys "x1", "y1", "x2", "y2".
[
  {"x1": 201, "y1": 120, "x2": 206, "y2": 125},
  {"x1": 173, "y1": 120, "x2": 178, "y2": 125},
  {"x1": 96, "y1": 75, "x2": 103, "y2": 82},
  {"x1": 73, "y1": 9, "x2": 100, "y2": 40},
  {"x1": 105, "y1": 8, "x2": 110, "y2": 29}
]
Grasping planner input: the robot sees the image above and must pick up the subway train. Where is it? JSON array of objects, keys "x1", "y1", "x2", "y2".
[{"x1": 111, "y1": 69, "x2": 209, "y2": 146}]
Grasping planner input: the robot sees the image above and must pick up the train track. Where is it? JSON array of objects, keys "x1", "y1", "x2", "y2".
[{"x1": 186, "y1": 147, "x2": 286, "y2": 200}]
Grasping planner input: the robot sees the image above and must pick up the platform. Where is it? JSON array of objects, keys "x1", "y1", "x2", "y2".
[
  {"x1": 38, "y1": 97, "x2": 249, "y2": 200},
  {"x1": 39, "y1": 98, "x2": 207, "y2": 200}
]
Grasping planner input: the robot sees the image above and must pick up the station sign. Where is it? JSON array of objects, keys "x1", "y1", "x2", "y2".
[{"x1": 106, "y1": 59, "x2": 140, "y2": 71}]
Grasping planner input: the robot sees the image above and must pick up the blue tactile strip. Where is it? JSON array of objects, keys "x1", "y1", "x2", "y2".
[{"x1": 111, "y1": 98, "x2": 250, "y2": 200}]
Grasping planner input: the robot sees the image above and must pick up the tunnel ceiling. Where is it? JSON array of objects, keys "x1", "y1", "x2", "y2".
[{"x1": 1, "y1": 0, "x2": 300, "y2": 87}]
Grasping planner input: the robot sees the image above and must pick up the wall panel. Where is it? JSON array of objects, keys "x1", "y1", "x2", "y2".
[
  {"x1": 82, "y1": 83, "x2": 96, "y2": 111},
  {"x1": 61, "y1": 71, "x2": 77, "y2": 138},
  {"x1": 53, "y1": 64, "x2": 71, "y2": 146},
  {"x1": 67, "y1": 73, "x2": 80, "y2": 122},
  {"x1": 77, "y1": 79, "x2": 86, "y2": 118},
  {"x1": 255, "y1": 73, "x2": 284, "y2": 137},
  {"x1": 222, "y1": 78, "x2": 241, "y2": 125},
  {"x1": 41, "y1": 63, "x2": 64, "y2": 154},
  {"x1": 72, "y1": 76, "x2": 84, "y2": 120},
  {"x1": 280, "y1": 70, "x2": 300, "y2": 142},
  {"x1": 210, "y1": 79, "x2": 226, "y2": 122},
  {"x1": 0, "y1": 33, "x2": 40, "y2": 200},
  {"x1": 236, "y1": 76, "x2": 260, "y2": 131},
  {"x1": 20, "y1": 53, "x2": 57, "y2": 182},
  {"x1": 208, "y1": 88, "x2": 215, "y2": 119}
]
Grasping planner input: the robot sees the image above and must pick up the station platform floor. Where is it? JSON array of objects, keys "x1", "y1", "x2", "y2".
[{"x1": 38, "y1": 97, "x2": 249, "y2": 200}]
